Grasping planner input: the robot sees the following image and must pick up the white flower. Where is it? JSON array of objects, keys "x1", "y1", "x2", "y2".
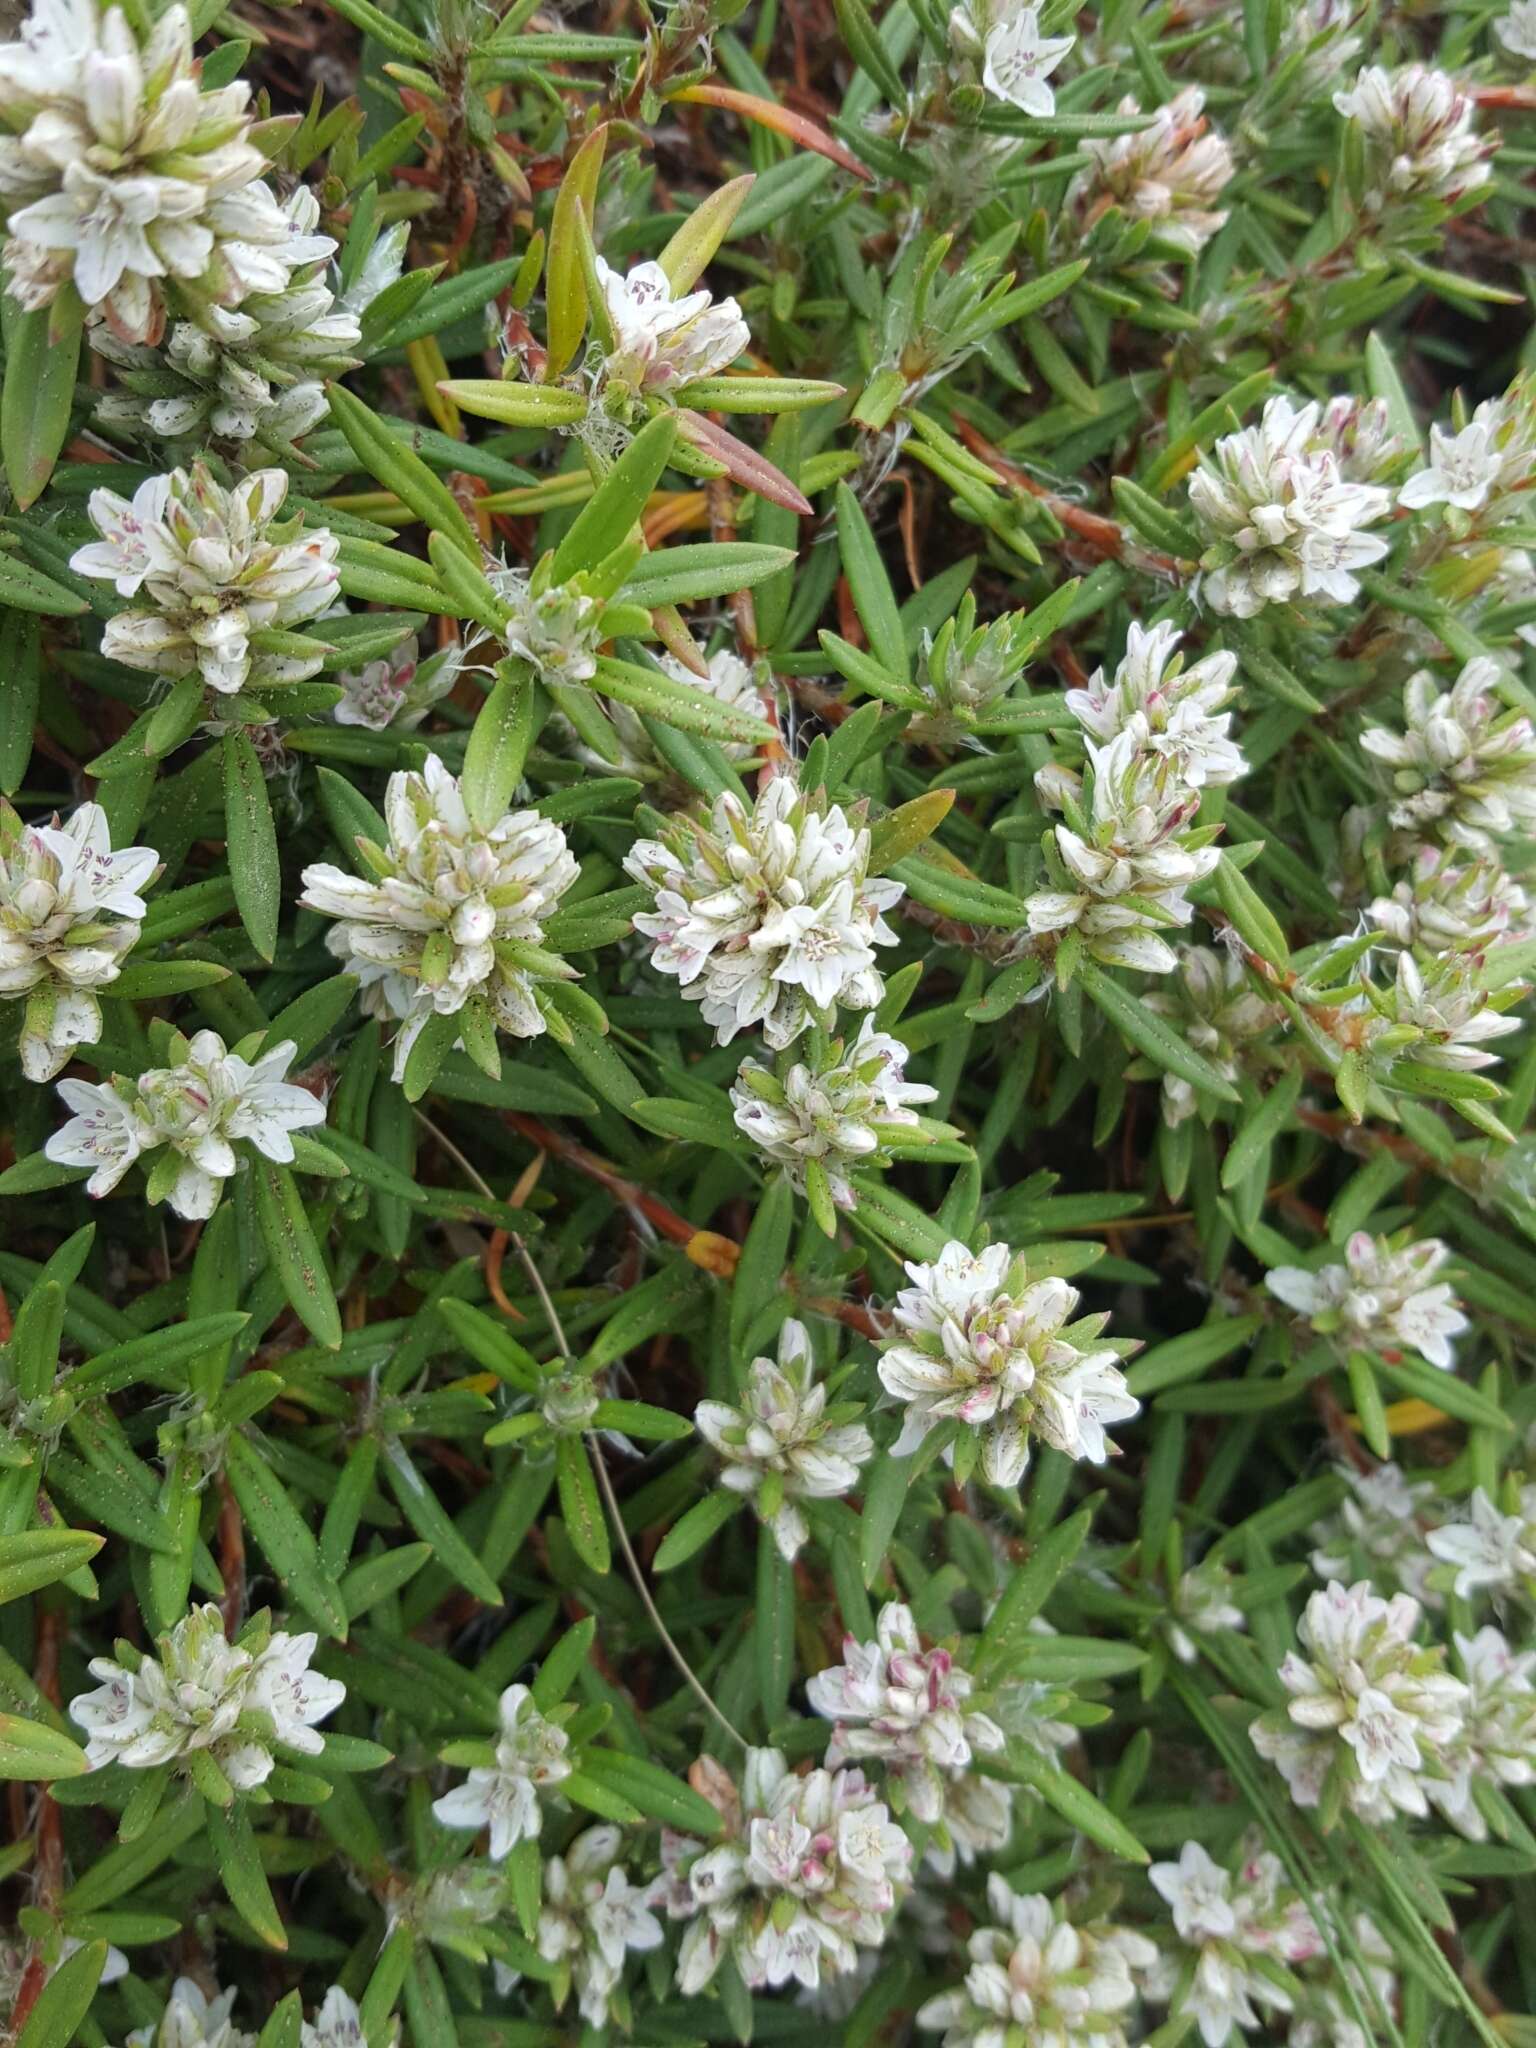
[
  {"x1": 877, "y1": 1240, "x2": 1138, "y2": 1488},
  {"x1": 431, "y1": 1681, "x2": 572, "y2": 1858},
  {"x1": 731, "y1": 1017, "x2": 938, "y2": 1215},
  {"x1": 917, "y1": 1873, "x2": 1156, "y2": 2047},
  {"x1": 1310, "y1": 1461, "x2": 1443, "y2": 1605},
  {"x1": 1024, "y1": 729, "x2": 1221, "y2": 975},
  {"x1": 69, "y1": 1603, "x2": 341, "y2": 1791},
  {"x1": 127, "y1": 1977, "x2": 255, "y2": 2048},
  {"x1": 90, "y1": 187, "x2": 359, "y2": 450},
  {"x1": 1399, "y1": 379, "x2": 1536, "y2": 531},
  {"x1": 1189, "y1": 395, "x2": 1392, "y2": 618},
  {"x1": 1066, "y1": 620, "x2": 1246, "y2": 787},
  {"x1": 1426, "y1": 1485, "x2": 1536, "y2": 1598},
  {"x1": 1333, "y1": 64, "x2": 1493, "y2": 209},
  {"x1": 299, "y1": 1989, "x2": 365, "y2": 2048},
  {"x1": 1265, "y1": 1230, "x2": 1468, "y2": 1369},
  {"x1": 1250, "y1": 1580, "x2": 1468, "y2": 1823},
  {"x1": 1147, "y1": 1839, "x2": 1322, "y2": 2047},
  {"x1": 1166, "y1": 1559, "x2": 1246, "y2": 1665},
  {"x1": 661, "y1": 1747, "x2": 911, "y2": 1996},
  {"x1": 71, "y1": 463, "x2": 339, "y2": 698},
  {"x1": 595, "y1": 257, "x2": 749, "y2": 399},
  {"x1": 42, "y1": 1072, "x2": 147, "y2": 1196},
  {"x1": 0, "y1": 0, "x2": 297, "y2": 344},
  {"x1": 333, "y1": 638, "x2": 462, "y2": 733},
  {"x1": 497, "y1": 1825, "x2": 664, "y2": 2026},
  {"x1": 1141, "y1": 946, "x2": 1281, "y2": 1126},
  {"x1": 0, "y1": 798, "x2": 157, "y2": 1080},
  {"x1": 694, "y1": 1318, "x2": 874, "y2": 1560},
  {"x1": 1499, "y1": 2, "x2": 1536, "y2": 60},
  {"x1": 950, "y1": 2, "x2": 1074, "y2": 118},
  {"x1": 1360, "y1": 657, "x2": 1536, "y2": 851},
  {"x1": 625, "y1": 774, "x2": 904, "y2": 1050},
  {"x1": 806, "y1": 1600, "x2": 1004, "y2": 1825},
  {"x1": 301, "y1": 754, "x2": 579, "y2": 1082},
  {"x1": 1072, "y1": 88, "x2": 1234, "y2": 253}
]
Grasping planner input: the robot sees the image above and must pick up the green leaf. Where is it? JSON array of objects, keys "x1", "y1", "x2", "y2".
[
  {"x1": 975, "y1": 1503, "x2": 1095, "y2": 1678},
  {"x1": 326, "y1": 381, "x2": 480, "y2": 560},
  {"x1": 555, "y1": 1435, "x2": 610, "y2": 1574},
  {"x1": 15, "y1": 1938, "x2": 106, "y2": 2048},
  {"x1": 224, "y1": 1429, "x2": 349, "y2": 1640},
  {"x1": 253, "y1": 1159, "x2": 342, "y2": 1348},
  {"x1": 756, "y1": 1528, "x2": 794, "y2": 1725},
  {"x1": 654, "y1": 1491, "x2": 746, "y2": 1571},
  {"x1": 0, "y1": 1714, "x2": 89, "y2": 1782},
  {"x1": 383, "y1": 1438, "x2": 504, "y2": 1605},
  {"x1": 552, "y1": 414, "x2": 677, "y2": 579},
  {"x1": 835, "y1": 481, "x2": 909, "y2": 684},
  {"x1": 981, "y1": 1743, "x2": 1149, "y2": 1863},
  {"x1": 2, "y1": 285, "x2": 83, "y2": 511},
  {"x1": 223, "y1": 731, "x2": 281, "y2": 962},
  {"x1": 0, "y1": 1529, "x2": 104, "y2": 1605},
  {"x1": 617, "y1": 542, "x2": 796, "y2": 609},
  {"x1": 578, "y1": 1749, "x2": 724, "y2": 1834},
  {"x1": 1078, "y1": 959, "x2": 1241, "y2": 1102},
  {"x1": 461, "y1": 660, "x2": 537, "y2": 830},
  {"x1": 859, "y1": 1451, "x2": 912, "y2": 1586},
  {"x1": 545, "y1": 123, "x2": 607, "y2": 377},
  {"x1": 208, "y1": 1802, "x2": 287, "y2": 1949}
]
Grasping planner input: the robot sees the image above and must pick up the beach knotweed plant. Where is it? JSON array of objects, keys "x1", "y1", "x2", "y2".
[{"x1": 10, "y1": 1, "x2": 1536, "y2": 2046}]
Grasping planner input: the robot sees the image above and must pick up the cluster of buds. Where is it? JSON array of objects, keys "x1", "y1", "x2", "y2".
[
  {"x1": 89, "y1": 190, "x2": 371, "y2": 453},
  {"x1": 913, "y1": 594, "x2": 1047, "y2": 739},
  {"x1": 657, "y1": 1746, "x2": 912, "y2": 1995},
  {"x1": 730, "y1": 1017, "x2": 941, "y2": 1223},
  {"x1": 1333, "y1": 64, "x2": 1494, "y2": 212},
  {"x1": 44, "y1": 1029, "x2": 325, "y2": 1219},
  {"x1": 1189, "y1": 395, "x2": 1393, "y2": 619},
  {"x1": 806, "y1": 1600, "x2": 1004, "y2": 1826},
  {"x1": 693, "y1": 1318, "x2": 874, "y2": 1561},
  {"x1": 300, "y1": 755, "x2": 580, "y2": 1083},
  {"x1": 69, "y1": 1603, "x2": 344, "y2": 1795},
  {"x1": 1024, "y1": 729, "x2": 1222, "y2": 977},
  {"x1": 1250, "y1": 1580, "x2": 1469, "y2": 1824},
  {"x1": 876, "y1": 1240, "x2": 1139, "y2": 1489},
  {"x1": 0, "y1": 799, "x2": 157, "y2": 1081},
  {"x1": 71, "y1": 464, "x2": 340, "y2": 698},
  {"x1": 1069, "y1": 87, "x2": 1235, "y2": 254},
  {"x1": 1367, "y1": 843, "x2": 1532, "y2": 954},
  {"x1": 489, "y1": 558, "x2": 607, "y2": 691},
  {"x1": 1360, "y1": 947, "x2": 1524, "y2": 1077},
  {"x1": 626, "y1": 775, "x2": 904, "y2": 1050},
  {"x1": 1361, "y1": 658, "x2": 1536, "y2": 854},
  {"x1": 1140, "y1": 946, "x2": 1282, "y2": 1126}
]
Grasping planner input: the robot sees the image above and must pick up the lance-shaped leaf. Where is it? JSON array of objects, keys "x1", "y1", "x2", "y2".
[
  {"x1": 223, "y1": 732, "x2": 281, "y2": 962},
  {"x1": 2, "y1": 284, "x2": 83, "y2": 512},
  {"x1": 551, "y1": 415, "x2": 678, "y2": 580},
  {"x1": 545, "y1": 122, "x2": 608, "y2": 377},
  {"x1": 657, "y1": 174, "x2": 756, "y2": 293},
  {"x1": 593, "y1": 654, "x2": 775, "y2": 746},
  {"x1": 326, "y1": 382, "x2": 480, "y2": 560},
  {"x1": 618, "y1": 541, "x2": 795, "y2": 609}
]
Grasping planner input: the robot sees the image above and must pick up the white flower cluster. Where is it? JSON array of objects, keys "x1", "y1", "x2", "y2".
[
  {"x1": 1189, "y1": 394, "x2": 1392, "y2": 618},
  {"x1": 489, "y1": 562, "x2": 606, "y2": 690},
  {"x1": 806, "y1": 1600, "x2": 1004, "y2": 1829},
  {"x1": 1071, "y1": 87, "x2": 1235, "y2": 254},
  {"x1": 44, "y1": 1029, "x2": 324, "y2": 1218},
  {"x1": 71, "y1": 464, "x2": 340, "y2": 697},
  {"x1": 594, "y1": 257, "x2": 750, "y2": 405},
  {"x1": 1065, "y1": 619, "x2": 1247, "y2": 790},
  {"x1": 69, "y1": 1602, "x2": 344, "y2": 1788},
  {"x1": 1142, "y1": 945, "x2": 1281, "y2": 1127},
  {"x1": 657, "y1": 1746, "x2": 911, "y2": 1995},
  {"x1": 877, "y1": 1240, "x2": 1139, "y2": 1489},
  {"x1": 1265, "y1": 1230, "x2": 1469, "y2": 1370},
  {"x1": 1361, "y1": 657, "x2": 1536, "y2": 854},
  {"x1": 1145, "y1": 1839, "x2": 1322, "y2": 2047},
  {"x1": 0, "y1": 0, "x2": 310, "y2": 344},
  {"x1": 694, "y1": 1317, "x2": 874, "y2": 1560},
  {"x1": 1334, "y1": 64, "x2": 1493, "y2": 209},
  {"x1": 1166, "y1": 1557, "x2": 1246, "y2": 1665},
  {"x1": 431, "y1": 1681, "x2": 573, "y2": 1859},
  {"x1": 626, "y1": 774, "x2": 903, "y2": 1050},
  {"x1": 1311, "y1": 1461, "x2": 1444, "y2": 1605},
  {"x1": 90, "y1": 189, "x2": 367, "y2": 452},
  {"x1": 916, "y1": 1873, "x2": 1156, "y2": 2048},
  {"x1": 494, "y1": 1825, "x2": 663, "y2": 2027},
  {"x1": 1250, "y1": 1579, "x2": 1468, "y2": 1823},
  {"x1": 1024, "y1": 727, "x2": 1221, "y2": 975},
  {"x1": 1367, "y1": 842, "x2": 1532, "y2": 954},
  {"x1": 0, "y1": 799, "x2": 157, "y2": 1081},
  {"x1": 301, "y1": 755, "x2": 579, "y2": 1081},
  {"x1": 1363, "y1": 947, "x2": 1523, "y2": 1075},
  {"x1": 1400, "y1": 379, "x2": 1536, "y2": 529},
  {"x1": 948, "y1": 2, "x2": 1074, "y2": 119},
  {"x1": 731, "y1": 1016, "x2": 937, "y2": 1212}
]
